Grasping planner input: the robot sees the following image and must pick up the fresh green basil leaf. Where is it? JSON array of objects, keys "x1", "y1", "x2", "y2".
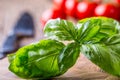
[
  {"x1": 58, "y1": 42, "x2": 80, "y2": 74},
  {"x1": 44, "y1": 18, "x2": 77, "y2": 41},
  {"x1": 76, "y1": 17, "x2": 120, "y2": 43},
  {"x1": 9, "y1": 39, "x2": 65, "y2": 79},
  {"x1": 81, "y1": 34, "x2": 120, "y2": 76}
]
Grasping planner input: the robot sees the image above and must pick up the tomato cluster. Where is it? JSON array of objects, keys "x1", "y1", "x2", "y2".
[{"x1": 41, "y1": 0, "x2": 120, "y2": 26}]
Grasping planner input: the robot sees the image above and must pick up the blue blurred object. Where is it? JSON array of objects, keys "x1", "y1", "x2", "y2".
[
  {"x1": 14, "y1": 12, "x2": 35, "y2": 37},
  {"x1": 0, "y1": 12, "x2": 35, "y2": 59}
]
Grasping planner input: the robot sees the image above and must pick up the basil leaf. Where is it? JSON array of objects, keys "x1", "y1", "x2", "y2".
[
  {"x1": 44, "y1": 18, "x2": 77, "y2": 41},
  {"x1": 76, "y1": 17, "x2": 120, "y2": 43},
  {"x1": 58, "y1": 42, "x2": 80, "y2": 74},
  {"x1": 81, "y1": 34, "x2": 120, "y2": 76},
  {"x1": 9, "y1": 39, "x2": 65, "y2": 79}
]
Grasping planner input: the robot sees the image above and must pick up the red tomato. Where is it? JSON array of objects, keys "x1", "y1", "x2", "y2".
[
  {"x1": 76, "y1": 1, "x2": 97, "y2": 19},
  {"x1": 117, "y1": 5, "x2": 120, "y2": 20},
  {"x1": 41, "y1": 9, "x2": 66, "y2": 27},
  {"x1": 116, "y1": 0, "x2": 120, "y2": 4},
  {"x1": 64, "y1": 0, "x2": 78, "y2": 17},
  {"x1": 94, "y1": 4, "x2": 119, "y2": 20},
  {"x1": 53, "y1": 0, "x2": 65, "y2": 11}
]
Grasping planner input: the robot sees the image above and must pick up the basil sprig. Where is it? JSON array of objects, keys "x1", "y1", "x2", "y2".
[{"x1": 9, "y1": 17, "x2": 120, "y2": 79}]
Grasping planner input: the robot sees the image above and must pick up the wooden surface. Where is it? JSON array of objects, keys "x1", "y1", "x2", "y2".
[
  {"x1": 1, "y1": 54, "x2": 120, "y2": 80},
  {"x1": 0, "y1": 0, "x2": 120, "y2": 80},
  {"x1": 0, "y1": 54, "x2": 110, "y2": 80}
]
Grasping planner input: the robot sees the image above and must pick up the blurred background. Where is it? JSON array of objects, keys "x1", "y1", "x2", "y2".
[{"x1": 0, "y1": 0, "x2": 52, "y2": 48}]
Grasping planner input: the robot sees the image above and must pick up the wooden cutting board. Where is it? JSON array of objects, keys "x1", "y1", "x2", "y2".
[{"x1": 0, "y1": 54, "x2": 120, "y2": 80}]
